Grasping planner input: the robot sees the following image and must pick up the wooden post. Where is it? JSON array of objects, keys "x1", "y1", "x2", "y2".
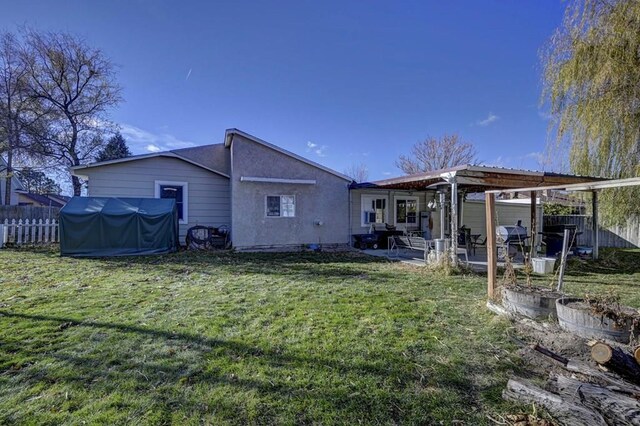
[
  {"x1": 486, "y1": 193, "x2": 497, "y2": 299},
  {"x1": 450, "y1": 179, "x2": 458, "y2": 267},
  {"x1": 556, "y1": 229, "x2": 571, "y2": 292},
  {"x1": 439, "y1": 191, "x2": 446, "y2": 240},
  {"x1": 592, "y1": 191, "x2": 599, "y2": 260},
  {"x1": 530, "y1": 190, "x2": 537, "y2": 256}
]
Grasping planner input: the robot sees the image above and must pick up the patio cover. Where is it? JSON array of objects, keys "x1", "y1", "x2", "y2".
[
  {"x1": 60, "y1": 197, "x2": 179, "y2": 257},
  {"x1": 352, "y1": 164, "x2": 608, "y2": 267},
  {"x1": 351, "y1": 164, "x2": 607, "y2": 192}
]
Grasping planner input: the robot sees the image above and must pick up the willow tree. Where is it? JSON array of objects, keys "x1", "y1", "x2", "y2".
[{"x1": 542, "y1": 0, "x2": 640, "y2": 224}]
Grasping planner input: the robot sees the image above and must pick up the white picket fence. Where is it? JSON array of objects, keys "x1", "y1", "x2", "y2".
[{"x1": 0, "y1": 219, "x2": 59, "y2": 247}]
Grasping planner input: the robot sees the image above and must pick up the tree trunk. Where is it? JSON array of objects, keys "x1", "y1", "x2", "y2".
[
  {"x1": 591, "y1": 342, "x2": 640, "y2": 385},
  {"x1": 502, "y1": 378, "x2": 605, "y2": 425},
  {"x1": 71, "y1": 174, "x2": 82, "y2": 196},
  {"x1": 4, "y1": 149, "x2": 12, "y2": 205}
]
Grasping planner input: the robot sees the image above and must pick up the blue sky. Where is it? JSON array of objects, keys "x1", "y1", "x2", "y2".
[{"x1": 1, "y1": 1, "x2": 566, "y2": 180}]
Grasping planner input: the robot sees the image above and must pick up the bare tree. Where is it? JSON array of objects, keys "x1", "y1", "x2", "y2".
[
  {"x1": 22, "y1": 30, "x2": 122, "y2": 195},
  {"x1": 344, "y1": 163, "x2": 369, "y2": 182},
  {"x1": 396, "y1": 134, "x2": 478, "y2": 175},
  {"x1": 0, "y1": 32, "x2": 46, "y2": 204}
]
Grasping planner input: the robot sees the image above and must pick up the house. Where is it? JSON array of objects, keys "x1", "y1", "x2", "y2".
[
  {"x1": 71, "y1": 129, "x2": 352, "y2": 250},
  {"x1": 0, "y1": 156, "x2": 26, "y2": 205},
  {"x1": 72, "y1": 129, "x2": 604, "y2": 251},
  {"x1": 17, "y1": 192, "x2": 70, "y2": 208}
]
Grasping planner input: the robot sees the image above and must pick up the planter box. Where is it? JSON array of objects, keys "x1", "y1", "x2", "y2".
[
  {"x1": 531, "y1": 257, "x2": 556, "y2": 274},
  {"x1": 556, "y1": 297, "x2": 635, "y2": 343},
  {"x1": 502, "y1": 286, "x2": 562, "y2": 319}
]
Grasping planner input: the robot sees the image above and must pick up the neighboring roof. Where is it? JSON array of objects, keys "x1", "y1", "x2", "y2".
[
  {"x1": 0, "y1": 156, "x2": 25, "y2": 191},
  {"x1": 19, "y1": 192, "x2": 66, "y2": 208},
  {"x1": 71, "y1": 144, "x2": 230, "y2": 178},
  {"x1": 47, "y1": 194, "x2": 72, "y2": 203},
  {"x1": 351, "y1": 164, "x2": 608, "y2": 192},
  {"x1": 224, "y1": 128, "x2": 353, "y2": 182}
]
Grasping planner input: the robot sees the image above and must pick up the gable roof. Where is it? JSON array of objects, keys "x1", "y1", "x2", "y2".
[
  {"x1": 71, "y1": 144, "x2": 230, "y2": 178},
  {"x1": 19, "y1": 192, "x2": 66, "y2": 208},
  {"x1": 224, "y1": 128, "x2": 353, "y2": 182}
]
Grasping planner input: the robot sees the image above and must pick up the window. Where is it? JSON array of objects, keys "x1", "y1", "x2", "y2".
[
  {"x1": 266, "y1": 195, "x2": 295, "y2": 217},
  {"x1": 155, "y1": 181, "x2": 188, "y2": 224},
  {"x1": 361, "y1": 195, "x2": 387, "y2": 227},
  {"x1": 395, "y1": 197, "x2": 418, "y2": 225}
]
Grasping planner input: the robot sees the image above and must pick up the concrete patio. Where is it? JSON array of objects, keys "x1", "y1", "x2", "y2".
[{"x1": 362, "y1": 247, "x2": 527, "y2": 272}]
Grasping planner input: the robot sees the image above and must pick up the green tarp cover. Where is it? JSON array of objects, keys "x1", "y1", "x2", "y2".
[{"x1": 60, "y1": 197, "x2": 179, "y2": 257}]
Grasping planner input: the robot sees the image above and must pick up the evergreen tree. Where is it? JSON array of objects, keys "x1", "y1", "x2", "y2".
[{"x1": 95, "y1": 132, "x2": 132, "y2": 162}]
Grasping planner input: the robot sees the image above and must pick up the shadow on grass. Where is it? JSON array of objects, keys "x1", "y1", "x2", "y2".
[
  {"x1": 0, "y1": 310, "x2": 409, "y2": 381},
  {"x1": 0, "y1": 309, "x2": 506, "y2": 423}
]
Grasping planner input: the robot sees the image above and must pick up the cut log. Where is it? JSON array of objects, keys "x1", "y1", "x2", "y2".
[
  {"x1": 552, "y1": 374, "x2": 640, "y2": 426},
  {"x1": 565, "y1": 360, "x2": 640, "y2": 397},
  {"x1": 502, "y1": 378, "x2": 605, "y2": 426},
  {"x1": 591, "y1": 342, "x2": 640, "y2": 385},
  {"x1": 634, "y1": 346, "x2": 640, "y2": 365},
  {"x1": 592, "y1": 341, "x2": 614, "y2": 363}
]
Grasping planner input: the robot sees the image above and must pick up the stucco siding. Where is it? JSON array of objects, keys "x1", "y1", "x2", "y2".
[
  {"x1": 83, "y1": 156, "x2": 230, "y2": 241},
  {"x1": 230, "y1": 134, "x2": 350, "y2": 250}
]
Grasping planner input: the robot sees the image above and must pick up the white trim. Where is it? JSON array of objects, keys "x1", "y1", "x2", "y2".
[
  {"x1": 225, "y1": 129, "x2": 353, "y2": 182},
  {"x1": 71, "y1": 152, "x2": 230, "y2": 179},
  {"x1": 155, "y1": 180, "x2": 189, "y2": 225},
  {"x1": 393, "y1": 195, "x2": 420, "y2": 227},
  {"x1": 265, "y1": 194, "x2": 296, "y2": 218},
  {"x1": 360, "y1": 194, "x2": 389, "y2": 227},
  {"x1": 240, "y1": 176, "x2": 316, "y2": 185}
]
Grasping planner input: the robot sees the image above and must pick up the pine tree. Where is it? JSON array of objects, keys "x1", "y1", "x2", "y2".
[{"x1": 96, "y1": 132, "x2": 132, "y2": 162}]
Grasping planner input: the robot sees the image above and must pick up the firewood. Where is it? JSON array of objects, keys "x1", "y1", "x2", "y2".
[
  {"x1": 502, "y1": 378, "x2": 605, "y2": 426},
  {"x1": 565, "y1": 360, "x2": 640, "y2": 397},
  {"x1": 552, "y1": 374, "x2": 640, "y2": 426},
  {"x1": 591, "y1": 342, "x2": 640, "y2": 385},
  {"x1": 634, "y1": 345, "x2": 640, "y2": 365}
]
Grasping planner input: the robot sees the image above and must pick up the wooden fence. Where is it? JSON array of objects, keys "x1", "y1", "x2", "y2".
[
  {"x1": 0, "y1": 219, "x2": 59, "y2": 247},
  {"x1": 543, "y1": 215, "x2": 640, "y2": 248},
  {"x1": 0, "y1": 205, "x2": 60, "y2": 221}
]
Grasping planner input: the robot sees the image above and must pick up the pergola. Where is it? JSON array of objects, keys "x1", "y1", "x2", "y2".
[
  {"x1": 484, "y1": 176, "x2": 640, "y2": 299},
  {"x1": 355, "y1": 165, "x2": 606, "y2": 266}
]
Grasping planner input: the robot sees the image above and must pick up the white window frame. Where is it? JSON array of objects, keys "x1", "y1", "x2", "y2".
[
  {"x1": 394, "y1": 196, "x2": 419, "y2": 227},
  {"x1": 265, "y1": 195, "x2": 296, "y2": 218},
  {"x1": 360, "y1": 194, "x2": 388, "y2": 227},
  {"x1": 155, "y1": 180, "x2": 189, "y2": 225}
]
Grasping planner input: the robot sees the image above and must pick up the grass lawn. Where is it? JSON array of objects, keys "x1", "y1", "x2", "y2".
[{"x1": 0, "y1": 248, "x2": 638, "y2": 424}]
